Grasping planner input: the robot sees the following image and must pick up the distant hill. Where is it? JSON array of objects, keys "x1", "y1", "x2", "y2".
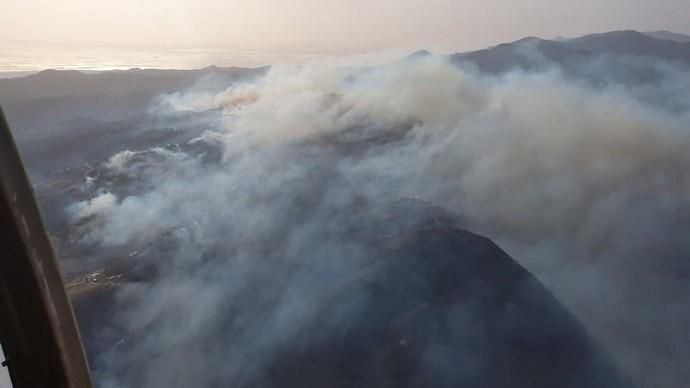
[
  {"x1": 0, "y1": 66, "x2": 265, "y2": 103},
  {"x1": 0, "y1": 66, "x2": 266, "y2": 139},
  {"x1": 450, "y1": 37, "x2": 591, "y2": 73},
  {"x1": 566, "y1": 30, "x2": 690, "y2": 63},
  {"x1": 644, "y1": 30, "x2": 690, "y2": 43},
  {"x1": 450, "y1": 30, "x2": 690, "y2": 74}
]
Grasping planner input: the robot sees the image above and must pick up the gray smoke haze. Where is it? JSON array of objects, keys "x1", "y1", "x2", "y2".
[{"x1": 69, "y1": 55, "x2": 690, "y2": 387}]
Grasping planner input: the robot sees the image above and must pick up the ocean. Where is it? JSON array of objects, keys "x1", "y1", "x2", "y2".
[{"x1": 0, "y1": 43, "x2": 405, "y2": 78}]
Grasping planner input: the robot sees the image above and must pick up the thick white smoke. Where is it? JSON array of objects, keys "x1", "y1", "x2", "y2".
[{"x1": 72, "y1": 56, "x2": 690, "y2": 388}]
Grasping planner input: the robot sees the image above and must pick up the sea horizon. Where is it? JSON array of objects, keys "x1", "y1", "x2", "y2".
[{"x1": 0, "y1": 43, "x2": 415, "y2": 78}]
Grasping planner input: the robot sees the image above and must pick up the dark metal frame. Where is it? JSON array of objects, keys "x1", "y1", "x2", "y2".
[{"x1": 0, "y1": 107, "x2": 92, "y2": 387}]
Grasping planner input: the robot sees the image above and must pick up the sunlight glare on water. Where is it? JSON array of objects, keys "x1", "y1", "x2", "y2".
[
  {"x1": 0, "y1": 43, "x2": 408, "y2": 78},
  {"x1": 0, "y1": 43, "x2": 332, "y2": 77}
]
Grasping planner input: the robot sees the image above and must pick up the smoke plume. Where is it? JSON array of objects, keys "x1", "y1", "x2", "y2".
[{"x1": 71, "y1": 55, "x2": 690, "y2": 388}]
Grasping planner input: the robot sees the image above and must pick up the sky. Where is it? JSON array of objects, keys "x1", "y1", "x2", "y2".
[{"x1": 2, "y1": 0, "x2": 690, "y2": 53}]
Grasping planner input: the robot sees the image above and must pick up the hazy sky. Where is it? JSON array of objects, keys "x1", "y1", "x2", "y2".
[{"x1": 2, "y1": 0, "x2": 689, "y2": 52}]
